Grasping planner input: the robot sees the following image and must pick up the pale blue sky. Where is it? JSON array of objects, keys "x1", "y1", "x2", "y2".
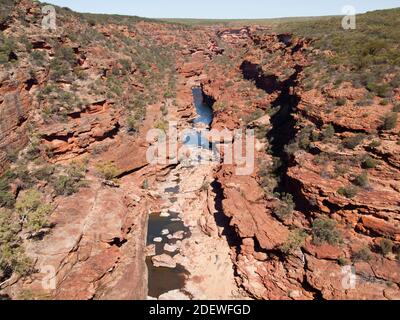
[{"x1": 41, "y1": 0, "x2": 400, "y2": 19}]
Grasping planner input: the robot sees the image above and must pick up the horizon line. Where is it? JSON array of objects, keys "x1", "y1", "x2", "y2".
[{"x1": 45, "y1": 2, "x2": 399, "y2": 21}]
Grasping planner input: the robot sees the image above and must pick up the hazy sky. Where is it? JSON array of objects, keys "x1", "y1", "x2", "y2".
[{"x1": 42, "y1": 0, "x2": 399, "y2": 19}]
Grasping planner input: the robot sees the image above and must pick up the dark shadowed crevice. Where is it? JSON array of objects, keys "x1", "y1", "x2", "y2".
[
  {"x1": 211, "y1": 180, "x2": 241, "y2": 252},
  {"x1": 108, "y1": 237, "x2": 128, "y2": 247},
  {"x1": 25, "y1": 78, "x2": 38, "y2": 91},
  {"x1": 267, "y1": 65, "x2": 302, "y2": 195},
  {"x1": 93, "y1": 123, "x2": 120, "y2": 141},
  {"x1": 42, "y1": 132, "x2": 74, "y2": 143},
  {"x1": 115, "y1": 163, "x2": 149, "y2": 179},
  {"x1": 240, "y1": 60, "x2": 280, "y2": 94}
]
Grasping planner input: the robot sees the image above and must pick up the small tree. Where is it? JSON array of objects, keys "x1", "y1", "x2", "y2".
[
  {"x1": 312, "y1": 218, "x2": 342, "y2": 245},
  {"x1": 142, "y1": 179, "x2": 149, "y2": 190},
  {"x1": 52, "y1": 162, "x2": 87, "y2": 196},
  {"x1": 379, "y1": 238, "x2": 393, "y2": 256},
  {"x1": 96, "y1": 161, "x2": 119, "y2": 181},
  {"x1": 275, "y1": 193, "x2": 295, "y2": 221},
  {"x1": 0, "y1": 174, "x2": 15, "y2": 208},
  {"x1": 338, "y1": 185, "x2": 358, "y2": 199},
  {"x1": 353, "y1": 171, "x2": 369, "y2": 188},
  {"x1": 353, "y1": 247, "x2": 372, "y2": 262},
  {"x1": 322, "y1": 124, "x2": 335, "y2": 141},
  {"x1": 381, "y1": 113, "x2": 398, "y2": 131},
  {"x1": 154, "y1": 119, "x2": 169, "y2": 133},
  {"x1": 15, "y1": 190, "x2": 52, "y2": 233},
  {"x1": 369, "y1": 140, "x2": 381, "y2": 148},
  {"x1": 336, "y1": 97, "x2": 347, "y2": 106},
  {"x1": 342, "y1": 134, "x2": 365, "y2": 149},
  {"x1": 280, "y1": 229, "x2": 307, "y2": 255},
  {"x1": 362, "y1": 155, "x2": 378, "y2": 169},
  {"x1": 0, "y1": 208, "x2": 32, "y2": 282}
]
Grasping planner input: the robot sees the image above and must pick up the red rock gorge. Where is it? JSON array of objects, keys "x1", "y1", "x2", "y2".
[{"x1": 0, "y1": 0, "x2": 399, "y2": 300}]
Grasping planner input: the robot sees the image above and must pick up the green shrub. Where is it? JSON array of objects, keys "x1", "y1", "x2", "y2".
[
  {"x1": 342, "y1": 134, "x2": 365, "y2": 149},
  {"x1": 275, "y1": 193, "x2": 295, "y2": 221},
  {"x1": 334, "y1": 164, "x2": 349, "y2": 177},
  {"x1": 362, "y1": 155, "x2": 378, "y2": 169},
  {"x1": 279, "y1": 229, "x2": 307, "y2": 255},
  {"x1": 0, "y1": 173, "x2": 15, "y2": 209},
  {"x1": 337, "y1": 185, "x2": 358, "y2": 199},
  {"x1": 395, "y1": 246, "x2": 400, "y2": 261},
  {"x1": 353, "y1": 247, "x2": 372, "y2": 262},
  {"x1": 126, "y1": 115, "x2": 139, "y2": 134},
  {"x1": 163, "y1": 90, "x2": 174, "y2": 99},
  {"x1": 284, "y1": 141, "x2": 299, "y2": 155},
  {"x1": 335, "y1": 97, "x2": 347, "y2": 106},
  {"x1": 52, "y1": 162, "x2": 87, "y2": 196},
  {"x1": 49, "y1": 58, "x2": 71, "y2": 81},
  {"x1": 0, "y1": 208, "x2": 18, "y2": 244},
  {"x1": 303, "y1": 80, "x2": 314, "y2": 90},
  {"x1": 381, "y1": 112, "x2": 398, "y2": 130},
  {"x1": 0, "y1": 242, "x2": 33, "y2": 280},
  {"x1": 25, "y1": 137, "x2": 41, "y2": 161},
  {"x1": 55, "y1": 46, "x2": 76, "y2": 66},
  {"x1": 33, "y1": 165, "x2": 55, "y2": 182},
  {"x1": 245, "y1": 109, "x2": 264, "y2": 125},
  {"x1": 30, "y1": 50, "x2": 46, "y2": 66},
  {"x1": 379, "y1": 238, "x2": 393, "y2": 256},
  {"x1": 0, "y1": 36, "x2": 16, "y2": 64},
  {"x1": 300, "y1": 126, "x2": 315, "y2": 149},
  {"x1": 0, "y1": 209, "x2": 34, "y2": 284},
  {"x1": 353, "y1": 171, "x2": 369, "y2": 187},
  {"x1": 369, "y1": 140, "x2": 381, "y2": 148},
  {"x1": 15, "y1": 190, "x2": 52, "y2": 233},
  {"x1": 48, "y1": 46, "x2": 79, "y2": 82},
  {"x1": 367, "y1": 83, "x2": 391, "y2": 98},
  {"x1": 161, "y1": 104, "x2": 168, "y2": 117},
  {"x1": 312, "y1": 218, "x2": 342, "y2": 245},
  {"x1": 142, "y1": 179, "x2": 149, "y2": 190},
  {"x1": 337, "y1": 257, "x2": 349, "y2": 266},
  {"x1": 258, "y1": 159, "x2": 279, "y2": 195},
  {"x1": 12, "y1": 165, "x2": 34, "y2": 189},
  {"x1": 96, "y1": 161, "x2": 119, "y2": 181},
  {"x1": 379, "y1": 99, "x2": 389, "y2": 106},
  {"x1": 322, "y1": 124, "x2": 335, "y2": 141},
  {"x1": 0, "y1": 0, "x2": 13, "y2": 25},
  {"x1": 154, "y1": 119, "x2": 169, "y2": 133},
  {"x1": 213, "y1": 101, "x2": 226, "y2": 111}
]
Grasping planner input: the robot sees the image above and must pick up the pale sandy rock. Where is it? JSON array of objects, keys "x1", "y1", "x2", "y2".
[
  {"x1": 152, "y1": 254, "x2": 177, "y2": 269},
  {"x1": 158, "y1": 290, "x2": 190, "y2": 300},
  {"x1": 164, "y1": 243, "x2": 178, "y2": 253},
  {"x1": 145, "y1": 244, "x2": 156, "y2": 257}
]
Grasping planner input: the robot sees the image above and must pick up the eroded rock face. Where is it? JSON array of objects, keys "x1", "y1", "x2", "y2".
[
  {"x1": 0, "y1": 0, "x2": 182, "y2": 299},
  {"x1": 1, "y1": 0, "x2": 399, "y2": 301},
  {"x1": 5, "y1": 177, "x2": 150, "y2": 300},
  {"x1": 0, "y1": 70, "x2": 32, "y2": 172},
  {"x1": 197, "y1": 27, "x2": 400, "y2": 300},
  {"x1": 40, "y1": 102, "x2": 121, "y2": 162},
  {"x1": 216, "y1": 166, "x2": 289, "y2": 250}
]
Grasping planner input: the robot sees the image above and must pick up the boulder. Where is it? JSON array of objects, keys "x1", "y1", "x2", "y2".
[{"x1": 152, "y1": 254, "x2": 177, "y2": 269}]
